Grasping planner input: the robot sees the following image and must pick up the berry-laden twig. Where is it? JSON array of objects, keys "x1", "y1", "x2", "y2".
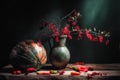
[{"x1": 39, "y1": 10, "x2": 110, "y2": 45}]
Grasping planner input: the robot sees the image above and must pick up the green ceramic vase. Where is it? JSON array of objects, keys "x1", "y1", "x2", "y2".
[{"x1": 50, "y1": 35, "x2": 70, "y2": 69}]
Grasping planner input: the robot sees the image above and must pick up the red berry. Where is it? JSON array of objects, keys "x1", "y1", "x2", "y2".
[{"x1": 16, "y1": 70, "x2": 22, "y2": 74}]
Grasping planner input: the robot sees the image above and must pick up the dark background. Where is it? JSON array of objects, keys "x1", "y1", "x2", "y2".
[{"x1": 1, "y1": 0, "x2": 120, "y2": 68}]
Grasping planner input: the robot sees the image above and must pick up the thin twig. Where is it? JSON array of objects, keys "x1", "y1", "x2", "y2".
[{"x1": 62, "y1": 9, "x2": 75, "y2": 20}]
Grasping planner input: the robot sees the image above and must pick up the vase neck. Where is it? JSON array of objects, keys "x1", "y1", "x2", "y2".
[{"x1": 55, "y1": 35, "x2": 67, "y2": 46}]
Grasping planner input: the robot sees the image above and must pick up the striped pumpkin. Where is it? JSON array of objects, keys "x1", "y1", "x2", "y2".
[{"x1": 10, "y1": 40, "x2": 47, "y2": 71}]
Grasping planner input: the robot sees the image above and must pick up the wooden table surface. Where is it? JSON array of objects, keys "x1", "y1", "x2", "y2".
[{"x1": 0, "y1": 64, "x2": 120, "y2": 80}]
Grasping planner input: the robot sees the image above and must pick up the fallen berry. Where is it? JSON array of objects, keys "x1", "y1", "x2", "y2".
[
  {"x1": 59, "y1": 70, "x2": 64, "y2": 75},
  {"x1": 13, "y1": 70, "x2": 22, "y2": 75},
  {"x1": 25, "y1": 67, "x2": 36, "y2": 75},
  {"x1": 26, "y1": 67, "x2": 36, "y2": 73}
]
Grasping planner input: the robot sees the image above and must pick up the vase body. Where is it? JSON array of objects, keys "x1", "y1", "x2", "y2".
[{"x1": 50, "y1": 35, "x2": 70, "y2": 69}]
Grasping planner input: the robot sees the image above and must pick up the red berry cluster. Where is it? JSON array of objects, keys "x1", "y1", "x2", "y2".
[
  {"x1": 67, "y1": 11, "x2": 82, "y2": 40},
  {"x1": 48, "y1": 23, "x2": 60, "y2": 42}
]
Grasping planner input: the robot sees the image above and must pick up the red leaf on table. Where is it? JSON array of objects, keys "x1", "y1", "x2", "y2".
[
  {"x1": 59, "y1": 70, "x2": 65, "y2": 75},
  {"x1": 78, "y1": 66, "x2": 88, "y2": 72},
  {"x1": 72, "y1": 65, "x2": 88, "y2": 72},
  {"x1": 37, "y1": 72, "x2": 50, "y2": 75},
  {"x1": 71, "y1": 72, "x2": 80, "y2": 75}
]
